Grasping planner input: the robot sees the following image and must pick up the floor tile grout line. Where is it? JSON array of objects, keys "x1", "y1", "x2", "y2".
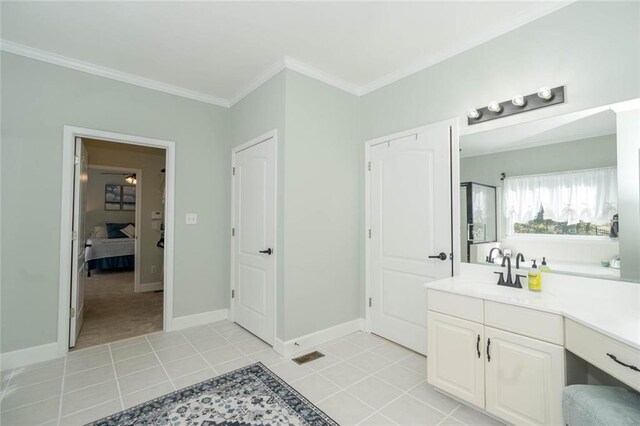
[
  {"x1": 358, "y1": 411, "x2": 400, "y2": 425},
  {"x1": 312, "y1": 345, "x2": 435, "y2": 423},
  {"x1": 0, "y1": 378, "x2": 68, "y2": 416},
  {"x1": 0, "y1": 358, "x2": 65, "y2": 379},
  {"x1": 435, "y1": 405, "x2": 466, "y2": 426},
  {"x1": 145, "y1": 335, "x2": 179, "y2": 393},
  {"x1": 177, "y1": 329, "x2": 220, "y2": 378},
  {"x1": 57, "y1": 397, "x2": 122, "y2": 422},
  {"x1": 55, "y1": 354, "x2": 67, "y2": 426},
  {"x1": 107, "y1": 342, "x2": 125, "y2": 411}
]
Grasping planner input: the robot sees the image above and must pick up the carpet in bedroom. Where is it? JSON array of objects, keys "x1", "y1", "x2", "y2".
[{"x1": 72, "y1": 270, "x2": 163, "y2": 350}]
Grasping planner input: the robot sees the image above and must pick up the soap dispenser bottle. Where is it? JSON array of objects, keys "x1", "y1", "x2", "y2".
[
  {"x1": 540, "y1": 257, "x2": 551, "y2": 272},
  {"x1": 528, "y1": 259, "x2": 542, "y2": 291}
]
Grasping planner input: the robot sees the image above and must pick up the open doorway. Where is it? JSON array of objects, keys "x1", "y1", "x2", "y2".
[
  {"x1": 59, "y1": 127, "x2": 175, "y2": 355},
  {"x1": 70, "y1": 140, "x2": 166, "y2": 350}
]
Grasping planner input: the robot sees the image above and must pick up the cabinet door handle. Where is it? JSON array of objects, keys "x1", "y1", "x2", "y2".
[
  {"x1": 487, "y1": 338, "x2": 491, "y2": 362},
  {"x1": 607, "y1": 353, "x2": 640, "y2": 372},
  {"x1": 476, "y1": 334, "x2": 481, "y2": 358}
]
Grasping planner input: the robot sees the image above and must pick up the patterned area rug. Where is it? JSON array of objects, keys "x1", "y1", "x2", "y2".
[{"x1": 87, "y1": 363, "x2": 337, "y2": 425}]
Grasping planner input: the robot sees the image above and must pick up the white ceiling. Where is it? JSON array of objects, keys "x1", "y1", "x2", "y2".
[{"x1": 1, "y1": 1, "x2": 570, "y2": 106}]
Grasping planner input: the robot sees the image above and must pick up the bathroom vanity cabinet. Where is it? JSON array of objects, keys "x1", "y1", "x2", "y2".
[
  {"x1": 425, "y1": 274, "x2": 640, "y2": 426},
  {"x1": 427, "y1": 290, "x2": 564, "y2": 425}
]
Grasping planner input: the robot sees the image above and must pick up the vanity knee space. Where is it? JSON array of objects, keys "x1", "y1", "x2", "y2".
[{"x1": 427, "y1": 289, "x2": 565, "y2": 426}]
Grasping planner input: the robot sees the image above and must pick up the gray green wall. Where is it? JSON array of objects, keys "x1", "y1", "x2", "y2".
[
  {"x1": 1, "y1": 52, "x2": 231, "y2": 353},
  {"x1": 283, "y1": 71, "x2": 360, "y2": 340},
  {"x1": 230, "y1": 70, "x2": 361, "y2": 341},
  {"x1": 360, "y1": 1, "x2": 640, "y2": 141},
  {"x1": 460, "y1": 134, "x2": 618, "y2": 187},
  {"x1": 230, "y1": 71, "x2": 288, "y2": 339}
]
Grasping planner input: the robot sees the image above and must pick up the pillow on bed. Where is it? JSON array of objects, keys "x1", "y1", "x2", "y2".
[
  {"x1": 120, "y1": 224, "x2": 135, "y2": 238},
  {"x1": 106, "y1": 223, "x2": 133, "y2": 239},
  {"x1": 91, "y1": 225, "x2": 107, "y2": 239}
]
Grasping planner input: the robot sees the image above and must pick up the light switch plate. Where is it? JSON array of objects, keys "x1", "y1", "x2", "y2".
[
  {"x1": 151, "y1": 211, "x2": 163, "y2": 219},
  {"x1": 185, "y1": 213, "x2": 198, "y2": 225}
]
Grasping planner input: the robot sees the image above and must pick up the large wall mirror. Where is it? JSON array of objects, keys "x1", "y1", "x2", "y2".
[{"x1": 460, "y1": 103, "x2": 640, "y2": 283}]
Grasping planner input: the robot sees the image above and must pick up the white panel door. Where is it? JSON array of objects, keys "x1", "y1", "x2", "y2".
[
  {"x1": 485, "y1": 326, "x2": 565, "y2": 426},
  {"x1": 70, "y1": 137, "x2": 88, "y2": 347},
  {"x1": 370, "y1": 122, "x2": 453, "y2": 354},
  {"x1": 427, "y1": 311, "x2": 485, "y2": 408},
  {"x1": 232, "y1": 137, "x2": 276, "y2": 344}
]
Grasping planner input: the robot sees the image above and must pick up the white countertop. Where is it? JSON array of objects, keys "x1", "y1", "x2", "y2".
[{"x1": 425, "y1": 275, "x2": 640, "y2": 350}]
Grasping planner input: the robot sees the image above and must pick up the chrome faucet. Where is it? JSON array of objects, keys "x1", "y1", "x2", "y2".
[
  {"x1": 486, "y1": 247, "x2": 503, "y2": 264},
  {"x1": 515, "y1": 253, "x2": 525, "y2": 269},
  {"x1": 495, "y1": 256, "x2": 525, "y2": 288}
]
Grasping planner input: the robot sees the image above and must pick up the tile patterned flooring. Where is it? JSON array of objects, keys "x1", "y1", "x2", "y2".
[{"x1": 0, "y1": 321, "x2": 504, "y2": 425}]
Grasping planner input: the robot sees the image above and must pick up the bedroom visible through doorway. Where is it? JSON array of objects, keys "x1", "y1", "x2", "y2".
[{"x1": 70, "y1": 138, "x2": 167, "y2": 350}]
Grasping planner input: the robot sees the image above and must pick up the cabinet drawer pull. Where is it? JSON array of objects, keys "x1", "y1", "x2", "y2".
[
  {"x1": 476, "y1": 334, "x2": 481, "y2": 358},
  {"x1": 607, "y1": 353, "x2": 640, "y2": 372},
  {"x1": 487, "y1": 338, "x2": 491, "y2": 362}
]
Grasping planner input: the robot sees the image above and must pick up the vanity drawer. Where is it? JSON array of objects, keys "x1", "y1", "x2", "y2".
[
  {"x1": 485, "y1": 301, "x2": 564, "y2": 345},
  {"x1": 427, "y1": 290, "x2": 483, "y2": 323},
  {"x1": 565, "y1": 319, "x2": 640, "y2": 391}
]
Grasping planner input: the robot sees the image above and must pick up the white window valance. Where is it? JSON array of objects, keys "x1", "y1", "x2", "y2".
[{"x1": 503, "y1": 167, "x2": 617, "y2": 232}]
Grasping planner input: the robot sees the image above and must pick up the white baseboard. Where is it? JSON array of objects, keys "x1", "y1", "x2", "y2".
[
  {"x1": 274, "y1": 318, "x2": 365, "y2": 357},
  {"x1": 137, "y1": 281, "x2": 163, "y2": 292},
  {"x1": 0, "y1": 342, "x2": 61, "y2": 371},
  {"x1": 172, "y1": 309, "x2": 229, "y2": 330}
]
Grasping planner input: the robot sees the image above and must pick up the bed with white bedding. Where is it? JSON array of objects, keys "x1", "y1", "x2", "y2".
[{"x1": 84, "y1": 223, "x2": 136, "y2": 275}]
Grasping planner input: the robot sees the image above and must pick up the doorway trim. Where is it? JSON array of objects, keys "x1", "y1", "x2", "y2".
[
  {"x1": 363, "y1": 119, "x2": 460, "y2": 333},
  {"x1": 87, "y1": 164, "x2": 143, "y2": 293},
  {"x1": 58, "y1": 126, "x2": 176, "y2": 357},
  {"x1": 229, "y1": 129, "x2": 278, "y2": 345}
]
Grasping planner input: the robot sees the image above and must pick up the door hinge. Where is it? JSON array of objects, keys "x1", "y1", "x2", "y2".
[
  {"x1": 368, "y1": 161, "x2": 371, "y2": 171},
  {"x1": 74, "y1": 155, "x2": 79, "y2": 165},
  {"x1": 368, "y1": 297, "x2": 372, "y2": 308},
  {"x1": 232, "y1": 167, "x2": 235, "y2": 176},
  {"x1": 231, "y1": 289, "x2": 235, "y2": 299},
  {"x1": 232, "y1": 228, "x2": 235, "y2": 237},
  {"x1": 69, "y1": 308, "x2": 76, "y2": 318},
  {"x1": 368, "y1": 229, "x2": 372, "y2": 239},
  {"x1": 72, "y1": 231, "x2": 78, "y2": 241}
]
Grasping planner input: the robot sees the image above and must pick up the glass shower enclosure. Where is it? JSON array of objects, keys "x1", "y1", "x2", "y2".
[{"x1": 460, "y1": 182, "x2": 497, "y2": 263}]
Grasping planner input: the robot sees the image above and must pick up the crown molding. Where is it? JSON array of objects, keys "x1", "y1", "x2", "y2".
[
  {"x1": 228, "y1": 57, "x2": 287, "y2": 107},
  {"x1": 283, "y1": 56, "x2": 361, "y2": 96},
  {"x1": 228, "y1": 56, "x2": 361, "y2": 107},
  {"x1": 358, "y1": 1, "x2": 575, "y2": 96},
  {"x1": 0, "y1": 40, "x2": 231, "y2": 108}
]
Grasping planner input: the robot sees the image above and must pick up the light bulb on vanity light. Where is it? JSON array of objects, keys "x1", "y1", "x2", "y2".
[
  {"x1": 467, "y1": 108, "x2": 481, "y2": 119},
  {"x1": 487, "y1": 101, "x2": 502, "y2": 113},
  {"x1": 512, "y1": 95, "x2": 526, "y2": 107},
  {"x1": 537, "y1": 86, "x2": 553, "y2": 100}
]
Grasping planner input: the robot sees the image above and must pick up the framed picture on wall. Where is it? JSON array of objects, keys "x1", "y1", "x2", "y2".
[
  {"x1": 122, "y1": 185, "x2": 136, "y2": 211},
  {"x1": 105, "y1": 184, "x2": 122, "y2": 211}
]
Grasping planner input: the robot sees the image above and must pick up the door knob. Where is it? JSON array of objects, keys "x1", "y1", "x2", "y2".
[
  {"x1": 259, "y1": 248, "x2": 273, "y2": 255},
  {"x1": 428, "y1": 252, "x2": 447, "y2": 261}
]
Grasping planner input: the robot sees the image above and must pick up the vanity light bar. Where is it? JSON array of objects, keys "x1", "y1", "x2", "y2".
[{"x1": 467, "y1": 86, "x2": 565, "y2": 125}]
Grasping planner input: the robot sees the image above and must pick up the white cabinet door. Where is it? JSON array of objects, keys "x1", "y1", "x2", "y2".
[
  {"x1": 427, "y1": 311, "x2": 485, "y2": 408},
  {"x1": 370, "y1": 122, "x2": 453, "y2": 354},
  {"x1": 485, "y1": 327, "x2": 565, "y2": 426}
]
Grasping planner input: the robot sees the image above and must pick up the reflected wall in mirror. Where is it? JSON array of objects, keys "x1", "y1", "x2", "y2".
[{"x1": 460, "y1": 107, "x2": 639, "y2": 283}]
